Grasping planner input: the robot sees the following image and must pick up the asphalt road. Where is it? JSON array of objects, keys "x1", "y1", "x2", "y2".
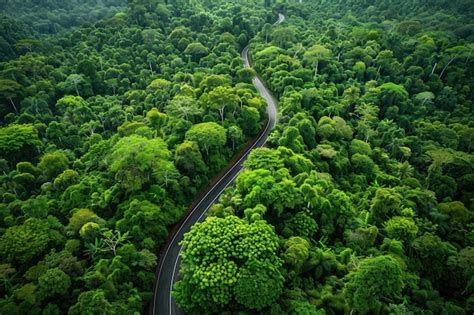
[{"x1": 151, "y1": 13, "x2": 284, "y2": 315}]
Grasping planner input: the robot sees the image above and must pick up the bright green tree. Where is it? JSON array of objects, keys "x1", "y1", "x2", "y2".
[
  {"x1": 37, "y1": 151, "x2": 69, "y2": 180},
  {"x1": 38, "y1": 267, "x2": 71, "y2": 298},
  {"x1": 185, "y1": 122, "x2": 226, "y2": 157},
  {"x1": 207, "y1": 86, "x2": 239, "y2": 125},
  {"x1": 109, "y1": 135, "x2": 178, "y2": 191},
  {"x1": 384, "y1": 216, "x2": 418, "y2": 243},
  {"x1": 0, "y1": 124, "x2": 40, "y2": 162},
  {"x1": 234, "y1": 259, "x2": 284, "y2": 310},
  {"x1": 173, "y1": 215, "x2": 283, "y2": 313},
  {"x1": 0, "y1": 219, "x2": 52, "y2": 264},
  {"x1": 344, "y1": 255, "x2": 404, "y2": 313}
]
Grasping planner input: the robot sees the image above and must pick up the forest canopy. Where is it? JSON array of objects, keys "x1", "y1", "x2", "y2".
[
  {"x1": 1, "y1": 0, "x2": 473, "y2": 314},
  {"x1": 0, "y1": 0, "x2": 271, "y2": 313}
]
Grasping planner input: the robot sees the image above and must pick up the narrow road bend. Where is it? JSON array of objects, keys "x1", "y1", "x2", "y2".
[{"x1": 152, "y1": 13, "x2": 284, "y2": 315}]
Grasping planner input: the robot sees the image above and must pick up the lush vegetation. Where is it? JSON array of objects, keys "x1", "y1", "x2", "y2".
[
  {"x1": 0, "y1": 1, "x2": 272, "y2": 313},
  {"x1": 173, "y1": 0, "x2": 474, "y2": 314},
  {"x1": 0, "y1": 0, "x2": 126, "y2": 61},
  {"x1": 1, "y1": 0, "x2": 473, "y2": 314},
  {"x1": 1, "y1": 0, "x2": 126, "y2": 35}
]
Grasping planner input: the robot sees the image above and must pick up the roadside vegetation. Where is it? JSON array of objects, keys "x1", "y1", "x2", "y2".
[
  {"x1": 173, "y1": 0, "x2": 474, "y2": 314},
  {"x1": 0, "y1": 0, "x2": 473, "y2": 314},
  {"x1": 0, "y1": 1, "x2": 270, "y2": 313}
]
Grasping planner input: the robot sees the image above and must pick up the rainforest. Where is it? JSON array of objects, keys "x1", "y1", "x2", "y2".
[{"x1": 0, "y1": 0, "x2": 473, "y2": 314}]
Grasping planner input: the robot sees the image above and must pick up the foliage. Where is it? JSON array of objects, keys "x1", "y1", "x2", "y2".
[
  {"x1": 108, "y1": 135, "x2": 178, "y2": 191},
  {"x1": 38, "y1": 267, "x2": 71, "y2": 297},
  {"x1": 0, "y1": 124, "x2": 40, "y2": 162},
  {"x1": 185, "y1": 122, "x2": 227, "y2": 157},
  {"x1": 0, "y1": 218, "x2": 56, "y2": 264},
  {"x1": 344, "y1": 255, "x2": 404, "y2": 313},
  {"x1": 174, "y1": 0, "x2": 474, "y2": 313},
  {"x1": 173, "y1": 216, "x2": 283, "y2": 313},
  {"x1": 0, "y1": 0, "x2": 269, "y2": 312},
  {"x1": 1, "y1": 0, "x2": 473, "y2": 313}
]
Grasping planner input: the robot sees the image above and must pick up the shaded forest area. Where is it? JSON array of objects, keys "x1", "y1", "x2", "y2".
[
  {"x1": 0, "y1": 0, "x2": 473, "y2": 314},
  {"x1": 0, "y1": 0, "x2": 126, "y2": 61}
]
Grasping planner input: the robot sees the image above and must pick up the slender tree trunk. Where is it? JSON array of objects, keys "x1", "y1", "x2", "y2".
[
  {"x1": 164, "y1": 171, "x2": 169, "y2": 187},
  {"x1": 439, "y1": 54, "x2": 459, "y2": 79},
  {"x1": 375, "y1": 65, "x2": 381, "y2": 80},
  {"x1": 294, "y1": 47, "x2": 301, "y2": 58},
  {"x1": 8, "y1": 97, "x2": 17, "y2": 113},
  {"x1": 219, "y1": 107, "x2": 225, "y2": 125},
  {"x1": 314, "y1": 60, "x2": 319, "y2": 78},
  {"x1": 430, "y1": 62, "x2": 438, "y2": 76}
]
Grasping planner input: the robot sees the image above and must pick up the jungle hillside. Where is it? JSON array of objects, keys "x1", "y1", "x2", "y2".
[{"x1": 0, "y1": 0, "x2": 473, "y2": 314}]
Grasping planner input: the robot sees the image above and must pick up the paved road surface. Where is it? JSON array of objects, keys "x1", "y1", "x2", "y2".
[{"x1": 152, "y1": 13, "x2": 284, "y2": 315}]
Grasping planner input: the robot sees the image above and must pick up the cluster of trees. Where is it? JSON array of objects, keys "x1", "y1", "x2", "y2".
[
  {"x1": 1, "y1": 0, "x2": 126, "y2": 35},
  {"x1": 1, "y1": 0, "x2": 127, "y2": 61},
  {"x1": 174, "y1": 0, "x2": 473, "y2": 313},
  {"x1": 0, "y1": 15, "x2": 34, "y2": 62},
  {"x1": 0, "y1": 0, "x2": 272, "y2": 313}
]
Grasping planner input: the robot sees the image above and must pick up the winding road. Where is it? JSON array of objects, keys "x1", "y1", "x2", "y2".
[{"x1": 152, "y1": 13, "x2": 284, "y2": 315}]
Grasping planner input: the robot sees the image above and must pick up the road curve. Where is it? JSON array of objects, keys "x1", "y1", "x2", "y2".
[{"x1": 151, "y1": 14, "x2": 283, "y2": 315}]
